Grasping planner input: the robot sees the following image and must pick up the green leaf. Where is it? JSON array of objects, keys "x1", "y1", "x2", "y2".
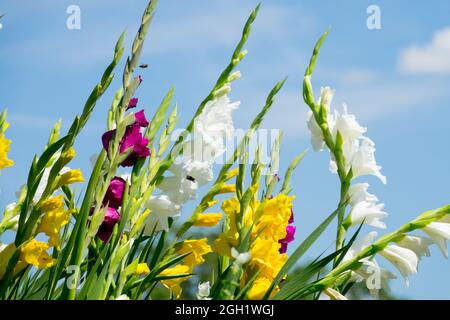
[
  {"x1": 280, "y1": 149, "x2": 307, "y2": 194},
  {"x1": 146, "y1": 87, "x2": 174, "y2": 142}
]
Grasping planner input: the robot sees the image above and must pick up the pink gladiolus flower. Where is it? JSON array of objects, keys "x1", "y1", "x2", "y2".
[
  {"x1": 102, "y1": 110, "x2": 150, "y2": 167},
  {"x1": 103, "y1": 176, "x2": 126, "y2": 209},
  {"x1": 97, "y1": 207, "x2": 120, "y2": 242},
  {"x1": 127, "y1": 97, "x2": 139, "y2": 110}
]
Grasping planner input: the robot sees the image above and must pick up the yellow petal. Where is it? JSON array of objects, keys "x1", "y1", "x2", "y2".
[{"x1": 194, "y1": 213, "x2": 222, "y2": 227}]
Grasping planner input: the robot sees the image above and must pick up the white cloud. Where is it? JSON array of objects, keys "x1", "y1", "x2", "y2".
[
  {"x1": 147, "y1": 2, "x2": 316, "y2": 54},
  {"x1": 339, "y1": 68, "x2": 378, "y2": 85},
  {"x1": 399, "y1": 27, "x2": 450, "y2": 74}
]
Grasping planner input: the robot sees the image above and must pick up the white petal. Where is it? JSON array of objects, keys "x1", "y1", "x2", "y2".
[
  {"x1": 349, "y1": 137, "x2": 386, "y2": 184},
  {"x1": 380, "y1": 244, "x2": 418, "y2": 285},
  {"x1": 350, "y1": 201, "x2": 388, "y2": 229},
  {"x1": 333, "y1": 104, "x2": 366, "y2": 142},
  {"x1": 348, "y1": 183, "x2": 378, "y2": 206},
  {"x1": 397, "y1": 235, "x2": 432, "y2": 259},
  {"x1": 422, "y1": 222, "x2": 450, "y2": 258},
  {"x1": 306, "y1": 111, "x2": 325, "y2": 152},
  {"x1": 197, "y1": 282, "x2": 212, "y2": 300}
]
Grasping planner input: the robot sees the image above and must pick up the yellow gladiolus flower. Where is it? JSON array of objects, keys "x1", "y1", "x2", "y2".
[
  {"x1": 177, "y1": 238, "x2": 212, "y2": 268},
  {"x1": 20, "y1": 240, "x2": 56, "y2": 269},
  {"x1": 256, "y1": 194, "x2": 294, "y2": 241},
  {"x1": 225, "y1": 167, "x2": 239, "y2": 180},
  {"x1": 250, "y1": 238, "x2": 287, "y2": 279},
  {"x1": 218, "y1": 184, "x2": 236, "y2": 194},
  {"x1": 206, "y1": 199, "x2": 219, "y2": 209},
  {"x1": 247, "y1": 277, "x2": 279, "y2": 300},
  {"x1": 135, "y1": 263, "x2": 150, "y2": 276},
  {"x1": 160, "y1": 264, "x2": 191, "y2": 298},
  {"x1": 60, "y1": 147, "x2": 76, "y2": 165},
  {"x1": 194, "y1": 213, "x2": 222, "y2": 227},
  {"x1": 57, "y1": 169, "x2": 84, "y2": 188},
  {"x1": 38, "y1": 195, "x2": 71, "y2": 249},
  {"x1": 0, "y1": 130, "x2": 14, "y2": 170}
]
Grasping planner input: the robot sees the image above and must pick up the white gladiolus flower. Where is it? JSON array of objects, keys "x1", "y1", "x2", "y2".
[
  {"x1": 157, "y1": 176, "x2": 198, "y2": 205},
  {"x1": 231, "y1": 247, "x2": 251, "y2": 266},
  {"x1": 307, "y1": 96, "x2": 386, "y2": 185},
  {"x1": 193, "y1": 93, "x2": 240, "y2": 158},
  {"x1": 170, "y1": 160, "x2": 214, "y2": 187},
  {"x1": 380, "y1": 244, "x2": 418, "y2": 285},
  {"x1": 306, "y1": 111, "x2": 326, "y2": 152},
  {"x1": 349, "y1": 200, "x2": 388, "y2": 229},
  {"x1": 348, "y1": 183, "x2": 378, "y2": 206},
  {"x1": 332, "y1": 104, "x2": 366, "y2": 143},
  {"x1": 341, "y1": 232, "x2": 395, "y2": 295},
  {"x1": 346, "y1": 137, "x2": 386, "y2": 184},
  {"x1": 115, "y1": 294, "x2": 130, "y2": 300},
  {"x1": 197, "y1": 282, "x2": 212, "y2": 300},
  {"x1": 144, "y1": 195, "x2": 181, "y2": 233},
  {"x1": 317, "y1": 86, "x2": 335, "y2": 112},
  {"x1": 397, "y1": 235, "x2": 432, "y2": 259},
  {"x1": 145, "y1": 89, "x2": 240, "y2": 233},
  {"x1": 422, "y1": 222, "x2": 450, "y2": 258}
]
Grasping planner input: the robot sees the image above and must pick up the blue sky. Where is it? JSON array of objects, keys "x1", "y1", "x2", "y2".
[{"x1": 1, "y1": 0, "x2": 450, "y2": 299}]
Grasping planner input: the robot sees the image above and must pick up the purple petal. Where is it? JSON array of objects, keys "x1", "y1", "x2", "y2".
[
  {"x1": 102, "y1": 130, "x2": 115, "y2": 151},
  {"x1": 127, "y1": 97, "x2": 139, "y2": 110},
  {"x1": 97, "y1": 207, "x2": 120, "y2": 242},
  {"x1": 284, "y1": 225, "x2": 296, "y2": 243},
  {"x1": 103, "y1": 177, "x2": 126, "y2": 209},
  {"x1": 134, "y1": 109, "x2": 149, "y2": 127},
  {"x1": 288, "y1": 209, "x2": 294, "y2": 224},
  {"x1": 279, "y1": 242, "x2": 288, "y2": 254}
]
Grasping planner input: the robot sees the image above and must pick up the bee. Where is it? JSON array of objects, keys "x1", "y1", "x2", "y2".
[{"x1": 139, "y1": 64, "x2": 149, "y2": 69}]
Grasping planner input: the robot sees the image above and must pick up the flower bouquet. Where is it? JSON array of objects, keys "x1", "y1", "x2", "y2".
[{"x1": 0, "y1": 1, "x2": 449, "y2": 301}]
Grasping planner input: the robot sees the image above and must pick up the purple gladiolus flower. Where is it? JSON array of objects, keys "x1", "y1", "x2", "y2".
[
  {"x1": 103, "y1": 177, "x2": 126, "y2": 209},
  {"x1": 97, "y1": 207, "x2": 120, "y2": 242},
  {"x1": 101, "y1": 110, "x2": 150, "y2": 167},
  {"x1": 127, "y1": 97, "x2": 139, "y2": 110},
  {"x1": 134, "y1": 109, "x2": 149, "y2": 127}
]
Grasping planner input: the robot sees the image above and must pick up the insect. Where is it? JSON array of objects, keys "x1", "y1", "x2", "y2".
[{"x1": 139, "y1": 64, "x2": 149, "y2": 69}]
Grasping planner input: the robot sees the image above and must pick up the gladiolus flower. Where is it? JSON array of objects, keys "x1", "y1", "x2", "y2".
[
  {"x1": 422, "y1": 222, "x2": 450, "y2": 258},
  {"x1": 160, "y1": 264, "x2": 191, "y2": 298},
  {"x1": 103, "y1": 177, "x2": 126, "y2": 209},
  {"x1": 380, "y1": 244, "x2": 418, "y2": 286},
  {"x1": 135, "y1": 263, "x2": 150, "y2": 276},
  {"x1": 57, "y1": 169, "x2": 84, "y2": 188},
  {"x1": 102, "y1": 110, "x2": 150, "y2": 167},
  {"x1": 177, "y1": 238, "x2": 212, "y2": 269},
  {"x1": 197, "y1": 282, "x2": 212, "y2": 300},
  {"x1": 0, "y1": 122, "x2": 14, "y2": 170},
  {"x1": 127, "y1": 97, "x2": 139, "y2": 110},
  {"x1": 194, "y1": 213, "x2": 222, "y2": 227},
  {"x1": 248, "y1": 277, "x2": 276, "y2": 300},
  {"x1": 20, "y1": 240, "x2": 56, "y2": 269},
  {"x1": 97, "y1": 207, "x2": 120, "y2": 242},
  {"x1": 38, "y1": 195, "x2": 71, "y2": 249},
  {"x1": 144, "y1": 195, "x2": 181, "y2": 233}
]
